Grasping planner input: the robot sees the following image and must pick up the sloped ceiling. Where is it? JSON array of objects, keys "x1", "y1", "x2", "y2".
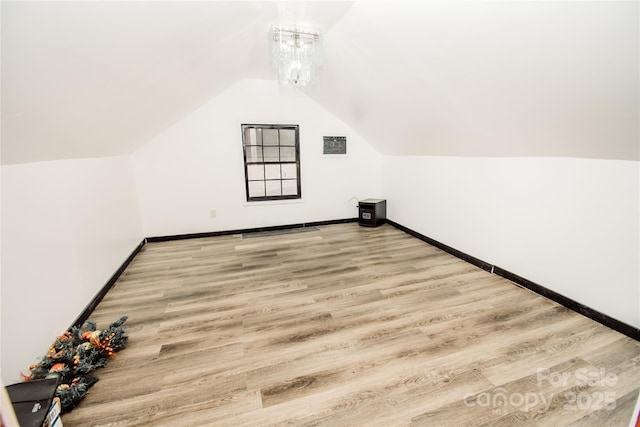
[{"x1": 1, "y1": 1, "x2": 638, "y2": 165}]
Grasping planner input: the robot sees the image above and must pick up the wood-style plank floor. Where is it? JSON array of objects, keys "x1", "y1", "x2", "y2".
[{"x1": 61, "y1": 223, "x2": 640, "y2": 426}]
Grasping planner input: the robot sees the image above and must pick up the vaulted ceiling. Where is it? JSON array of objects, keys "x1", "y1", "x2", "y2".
[{"x1": 2, "y1": 1, "x2": 638, "y2": 165}]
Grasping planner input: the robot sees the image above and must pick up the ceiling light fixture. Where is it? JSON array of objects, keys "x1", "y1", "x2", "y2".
[{"x1": 269, "y1": 25, "x2": 323, "y2": 86}]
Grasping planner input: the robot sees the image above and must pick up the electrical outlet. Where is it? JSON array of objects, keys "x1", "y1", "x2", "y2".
[{"x1": 209, "y1": 209, "x2": 217, "y2": 218}]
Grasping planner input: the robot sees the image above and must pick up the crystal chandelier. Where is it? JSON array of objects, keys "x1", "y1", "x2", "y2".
[{"x1": 269, "y1": 25, "x2": 323, "y2": 86}]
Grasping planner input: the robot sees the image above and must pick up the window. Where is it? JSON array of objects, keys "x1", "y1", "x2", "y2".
[{"x1": 242, "y1": 124, "x2": 301, "y2": 201}]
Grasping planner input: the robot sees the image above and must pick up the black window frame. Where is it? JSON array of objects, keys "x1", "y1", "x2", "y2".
[{"x1": 242, "y1": 124, "x2": 302, "y2": 202}]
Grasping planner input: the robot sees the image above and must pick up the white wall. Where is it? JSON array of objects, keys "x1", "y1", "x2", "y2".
[
  {"x1": 133, "y1": 79, "x2": 382, "y2": 237},
  {"x1": 382, "y1": 156, "x2": 640, "y2": 329},
  {"x1": 1, "y1": 156, "x2": 143, "y2": 384}
]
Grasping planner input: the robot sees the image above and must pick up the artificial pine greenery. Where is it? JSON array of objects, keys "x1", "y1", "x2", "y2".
[{"x1": 23, "y1": 316, "x2": 128, "y2": 412}]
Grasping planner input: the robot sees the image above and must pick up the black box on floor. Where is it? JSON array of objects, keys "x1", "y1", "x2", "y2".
[
  {"x1": 358, "y1": 198, "x2": 386, "y2": 227},
  {"x1": 6, "y1": 377, "x2": 58, "y2": 427}
]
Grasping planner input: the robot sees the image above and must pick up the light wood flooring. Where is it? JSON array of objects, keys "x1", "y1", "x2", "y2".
[{"x1": 61, "y1": 223, "x2": 640, "y2": 426}]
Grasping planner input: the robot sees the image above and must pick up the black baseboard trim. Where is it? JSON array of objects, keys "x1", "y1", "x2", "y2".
[
  {"x1": 492, "y1": 267, "x2": 640, "y2": 341},
  {"x1": 72, "y1": 220, "x2": 358, "y2": 327},
  {"x1": 146, "y1": 218, "x2": 359, "y2": 243},
  {"x1": 385, "y1": 219, "x2": 494, "y2": 273},
  {"x1": 386, "y1": 219, "x2": 640, "y2": 342},
  {"x1": 70, "y1": 239, "x2": 147, "y2": 329},
  {"x1": 73, "y1": 219, "x2": 639, "y2": 342}
]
